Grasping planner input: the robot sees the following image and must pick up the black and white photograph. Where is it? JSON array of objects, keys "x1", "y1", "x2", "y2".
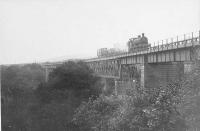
[{"x1": 0, "y1": 0, "x2": 200, "y2": 131}]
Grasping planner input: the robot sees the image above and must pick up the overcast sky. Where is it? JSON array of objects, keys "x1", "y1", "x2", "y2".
[{"x1": 0, "y1": 0, "x2": 200, "y2": 64}]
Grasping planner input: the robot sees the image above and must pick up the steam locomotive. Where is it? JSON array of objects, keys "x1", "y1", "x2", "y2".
[{"x1": 127, "y1": 33, "x2": 150, "y2": 53}]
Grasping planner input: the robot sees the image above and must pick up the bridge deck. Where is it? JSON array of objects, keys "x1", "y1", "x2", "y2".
[{"x1": 86, "y1": 37, "x2": 199, "y2": 62}]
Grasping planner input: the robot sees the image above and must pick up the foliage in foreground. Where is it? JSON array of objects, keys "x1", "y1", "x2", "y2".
[
  {"x1": 73, "y1": 61, "x2": 200, "y2": 131},
  {"x1": 1, "y1": 61, "x2": 101, "y2": 131},
  {"x1": 1, "y1": 64, "x2": 45, "y2": 131},
  {"x1": 73, "y1": 84, "x2": 186, "y2": 131},
  {"x1": 36, "y1": 61, "x2": 101, "y2": 103},
  {"x1": 33, "y1": 61, "x2": 101, "y2": 131}
]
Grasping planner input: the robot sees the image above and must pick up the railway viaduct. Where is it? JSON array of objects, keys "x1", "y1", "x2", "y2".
[{"x1": 42, "y1": 31, "x2": 200, "y2": 94}]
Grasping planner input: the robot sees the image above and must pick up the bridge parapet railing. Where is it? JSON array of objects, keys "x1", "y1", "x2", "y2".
[
  {"x1": 87, "y1": 31, "x2": 199, "y2": 61},
  {"x1": 148, "y1": 31, "x2": 200, "y2": 52}
]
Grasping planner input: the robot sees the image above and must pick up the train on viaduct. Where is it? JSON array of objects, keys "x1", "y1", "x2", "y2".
[{"x1": 42, "y1": 31, "x2": 200, "y2": 94}]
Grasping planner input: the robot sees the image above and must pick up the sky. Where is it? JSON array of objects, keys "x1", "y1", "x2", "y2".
[{"x1": 0, "y1": 0, "x2": 200, "y2": 64}]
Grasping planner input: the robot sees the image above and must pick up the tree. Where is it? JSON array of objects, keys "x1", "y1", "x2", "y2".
[
  {"x1": 1, "y1": 64, "x2": 45, "y2": 131},
  {"x1": 36, "y1": 61, "x2": 100, "y2": 103},
  {"x1": 34, "y1": 61, "x2": 101, "y2": 131},
  {"x1": 2, "y1": 61, "x2": 101, "y2": 131}
]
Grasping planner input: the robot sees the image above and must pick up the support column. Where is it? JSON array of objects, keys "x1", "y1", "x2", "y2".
[
  {"x1": 140, "y1": 64, "x2": 145, "y2": 88},
  {"x1": 184, "y1": 62, "x2": 194, "y2": 74},
  {"x1": 114, "y1": 80, "x2": 118, "y2": 95},
  {"x1": 114, "y1": 80, "x2": 125, "y2": 95},
  {"x1": 102, "y1": 78, "x2": 107, "y2": 92},
  {"x1": 101, "y1": 78, "x2": 115, "y2": 95},
  {"x1": 45, "y1": 68, "x2": 50, "y2": 82}
]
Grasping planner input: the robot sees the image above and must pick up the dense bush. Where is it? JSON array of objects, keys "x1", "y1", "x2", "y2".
[
  {"x1": 73, "y1": 61, "x2": 200, "y2": 131},
  {"x1": 2, "y1": 61, "x2": 200, "y2": 131},
  {"x1": 73, "y1": 83, "x2": 187, "y2": 131},
  {"x1": 1, "y1": 64, "x2": 45, "y2": 131},
  {"x1": 36, "y1": 61, "x2": 100, "y2": 102},
  {"x1": 1, "y1": 61, "x2": 101, "y2": 131}
]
